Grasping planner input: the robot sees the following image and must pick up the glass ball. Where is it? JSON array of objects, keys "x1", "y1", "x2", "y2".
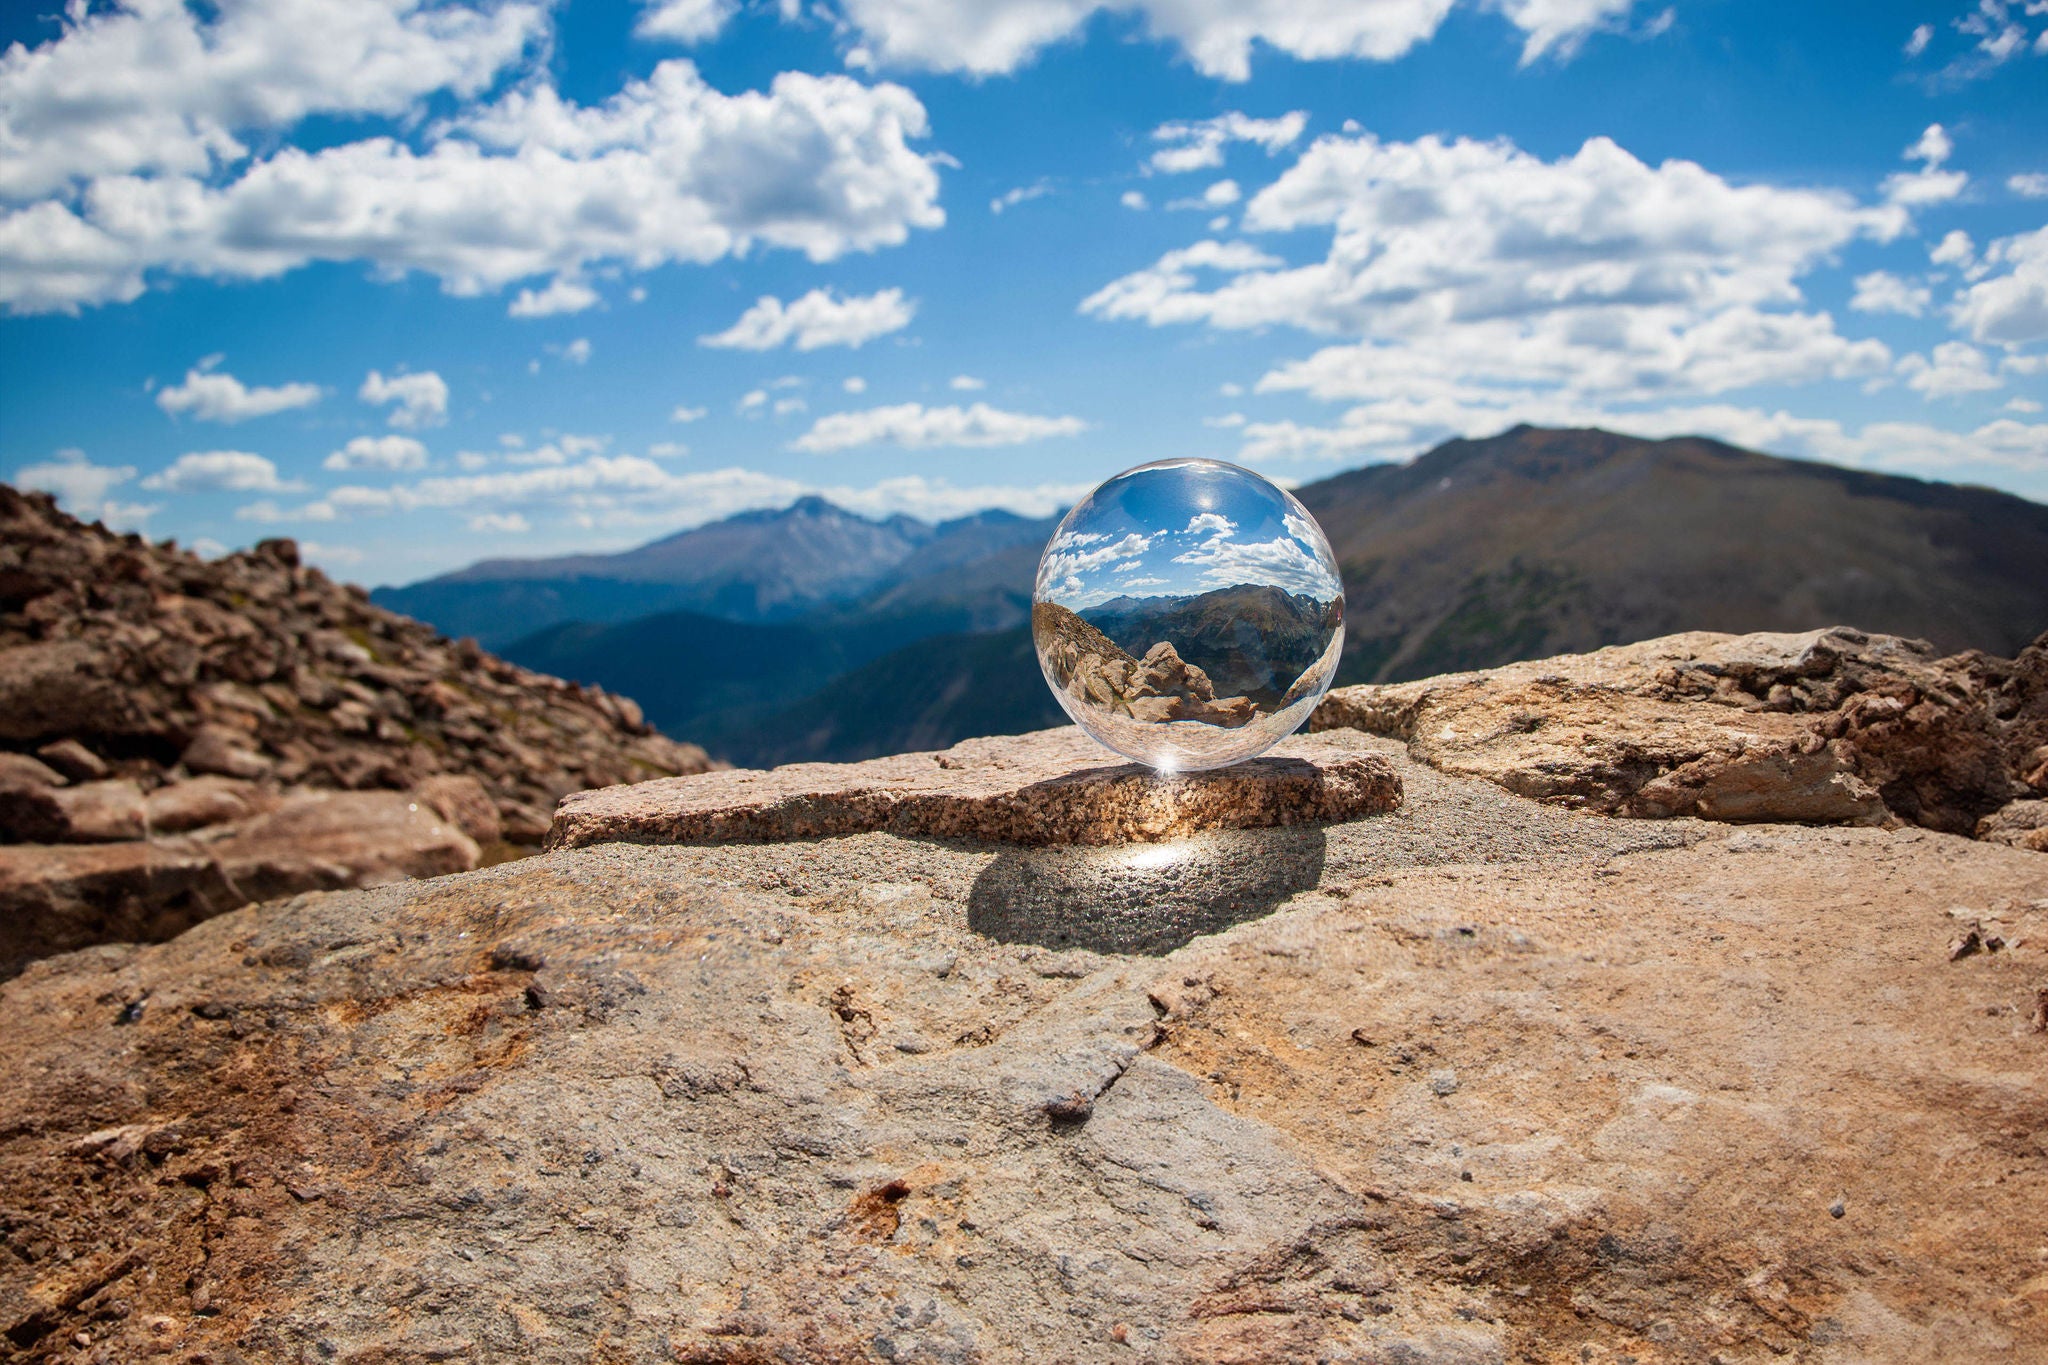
[{"x1": 1033, "y1": 458, "x2": 1345, "y2": 773}]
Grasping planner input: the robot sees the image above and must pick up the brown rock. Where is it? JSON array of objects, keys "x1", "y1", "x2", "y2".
[
  {"x1": 179, "y1": 724, "x2": 274, "y2": 780},
  {"x1": 0, "y1": 641, "x2": 146, "y2": 743},
  {"x1": 413, "y1": 773, "x2": 503, "y2": 845},
  {"x1": 1313, "y1": 626, "x2": 2045, "y2": 837},
  {"x1": 34, "y1": 738, "x2": 108, "y2": 782},
  {"x1": 0, "y1": 779, "x2": 146, "y2": 843},
  {"x1": 0, "y1": 752, "x2": 65, "y2": 788},
  {"x1": 144, "y1": 776, "x2": 268, "y2": 833},
  {"x1": 1978, "y1": 799, "x2": 2048, "y2": 852},
  {"x1": 550, "y1": 727, "x2": 1402, "y2": 850},
  {"x1": 0, "y1": 790, "x2": 479, "y2": 976}
]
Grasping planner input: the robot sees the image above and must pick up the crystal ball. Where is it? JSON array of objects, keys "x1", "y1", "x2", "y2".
[{"x1": 1033, "y1": 458, "x2": 1346, "y2": 772}]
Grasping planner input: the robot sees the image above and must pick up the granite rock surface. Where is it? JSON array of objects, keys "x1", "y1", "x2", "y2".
[{"x1": 4, "y1": 729, "x2": 2046, "y2": 1363}]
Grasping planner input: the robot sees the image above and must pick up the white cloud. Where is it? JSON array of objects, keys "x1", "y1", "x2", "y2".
[
  {"x1": 141, "y1": 449, "x2": 300, "y2": 493},
  {"x1": 324, "y1": 434, "x2": 429, "y2": 471},
  {"x1": 636, "y1": 0, "x2": 738, "y2": 43},
  {"x1": 831, "y1": 0, "x2": 1643, "y2": 80},
  {"x1": 1202, "y1": 412, "x2": 1246, "y2": 428},
  {"x1": 671, "y1": 404, "x2": 709, "y2": 421},
  {"x1": 739, "y1": 388, "x2": 769, "y2": 413},
  {"x1": 1950, "y1": 224, "x2": 2048, "y2": 344},
  {"x1": 1905, "y1": 22, "x2": 1933, "y2": 56},
  {"x1": 700, "y1": 287, "x2": 914, "y2": 350},
  {"x1": 156, "y1": 359, "x2": 319, "y2": 422},
  {"x1": 774, "y1": 396, "x2": 808, "y2": 415},
  {"x1": 1882, "y1": 125, "x2": 1966, "y2": 208},
  {"x1": 1084, "y1": 131, "x2": 1904, "y2": 409},
  {"x1": 647, "y1": 440, "x2": 689, "y2": 458},
  {"x1": 949, "y1": 374, "x2": 986, "y2": 390},
  {"x1": 1898, "y1": 341, "x2": 2003, "y2": 398},
  {"x1": 14, "y1": 448, "x2": 151, "y2": 527},
  {"x1": 554, "y1": 337, "x2": 593, "y2": 365},
  {"x1": 1931, "y1": 229, "x2": 1977, "y2": 269},
  {"x1": 1489, "y1": 0, "x2": 1642, "y2": 63},
  {"x1": 508, "y1": 277, "x2": 600, "y2": 318},
  {"x1": 1149, "y1": 110, "x2": 1307, "y2": 173},
  {"x1": 0, "y1": 60, "x2": 943, "y2": 315},
  {"x1": 843, "y1": 376, "x2": 868, "y2": 393},
  {"x1": 0, "y1": 0, "x2": 547, "y2": 201},
  {"x1": 2010, "y1": 172, "x2": 2048, "y2": 199},
  {"x1": 1849, "y1": 270, "x2": 1931, "y2": 317},
  {"x1": 1121, "y1": 190, "x2": 1149, "y2": 210},
  {"x1": 790, "y1": 401, "x2": 1087, "y2": 452},
  {"x1": 467, "y1": 511, "x2": 532, "y2": 533},
  {"x1": 360, "y1": 369, "x2": 448, "y2": 428},
  {"x1": 990, "y1": 182, "x2": 1053, "y2": 214}
]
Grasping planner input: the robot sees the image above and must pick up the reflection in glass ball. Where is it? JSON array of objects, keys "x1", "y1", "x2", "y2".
[{"x1": 1033, "y1": 458, "x2": 1345, "y2": 773}]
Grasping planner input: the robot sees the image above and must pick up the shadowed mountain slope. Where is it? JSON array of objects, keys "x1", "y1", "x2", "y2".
[{"x1": 1291, "y1": 425, "x2": 2048, "y2": 684}]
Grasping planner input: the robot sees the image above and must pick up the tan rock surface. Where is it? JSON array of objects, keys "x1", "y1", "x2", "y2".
[
  {"x1": 1312, "y1": 625, "x2": 2047, "y2": 836},
  {"x1": 3, "y1": 732, "x2": 2046, "y2": 1362},
  {"x1": 550, "y1": 726, "x2": 1401, "y2": 849}
]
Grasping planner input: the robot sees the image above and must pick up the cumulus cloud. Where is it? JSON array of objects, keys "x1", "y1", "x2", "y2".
[
  {"x1": 1949, "y1": 224, "x2": 2048, "y2": 344},
  {"x1": 508, "y1": 277, "x2": 600, "y2": 317},
  {"x1": 467, "y1": 511, "x2": 532, "y2": 533},
  {"x1": 155, "y1": 358, "x2": 319, "y2": 422},
  {"x1": 790, "y1": 402, "x2": 1087, "y2": 452},
  {"x1": 141, "y1": 449, "x2": 301, "y2": 493},
  {"x1": 2012, "y1": 172, "x2": 2048, "y2": 198},
  {"x1": 842, "y1": 376, "x2": 868, "y2": 393},
  {"x1": 830, "y1": 0, "x2": 1647, "y2": 80},
  {"x1": 0, "y1": 0, "x2": 547, "y2": 201},
  {"x1": 1849, "y1": 271, "x2": 1931, "y2": 317},
  {"x1": 0, "y1": 60, "x2": 943, "y2": 315},
  {"x1": 671, "y1": 404, "x2": 709, "y2": 421},
  {"x1": 1899, "y1": 341, "x2": 2003, "y2": 398},
  {"x1": 360, "y1": 369, "x2": 448, "y2": 428},
  {"x1": 700, "y1": 287, "x2": 914, "y2": 350},
  {"x1": 1121, "y1": 190, "x2": 1149, "y2": 210},
  {"x1": 1150, "y1": 110, "x2": 1307, "y2": 173},
  {"x1": 949, "y1": 374, "x2": 986, "y2": 390},
  {"x1": 1905, "y1": 22, "x2": 1933, "y2": 56},
  {"x1": 324, "y1": 435, "x2": 429, "y2": 471},
  {"x1": 13, "y1": 448, "x2": 152, "y2": 526},
  {"x1": 1882, "y1": 123, "x2": 1966, "y2": 207},
  {"x1": 636, "y1": 0, "x2": 738, "y2": 42},
  {"x1": 1084, "y1": 130, "x2": 1906, "y2": 409}
]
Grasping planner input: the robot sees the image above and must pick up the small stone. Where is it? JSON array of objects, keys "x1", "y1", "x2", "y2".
[
  {"x1": 36, "y1": 738, "x2": 109, "y2": 782},
  {"x1": 1430, "y1": 1071, "x2": 1460, "y2": 1096},
  {"x1": 1830, "y1": 1199, "x2": 1846, "y2": 1219}
]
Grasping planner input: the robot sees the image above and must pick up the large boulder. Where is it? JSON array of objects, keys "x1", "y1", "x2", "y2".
[
  {"x1": 0, "y1": 731, "x2": 2043, "y2": 1361},
  {"x1": 1313, "y1": 625, "x2": 2048, "y2": 835}
]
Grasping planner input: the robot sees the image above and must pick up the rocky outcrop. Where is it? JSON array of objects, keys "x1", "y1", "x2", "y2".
[
  {"x1": 1312, "y1": 625, "x2": 2048, "y2": 841},
  {"x1": 0, "y1": 485, "x2": 716, "y2": 974},
  {"x1": 2, "y1": 725, "x2": 2045, "y2": 1361},
  {"x1": 550, "y1": 727, "x2": 1401, "y2": 849}
]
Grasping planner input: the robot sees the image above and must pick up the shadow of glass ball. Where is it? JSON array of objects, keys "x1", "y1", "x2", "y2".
[{"x1": 966, "y1": 824, "x2": 1327, "y2": 957}]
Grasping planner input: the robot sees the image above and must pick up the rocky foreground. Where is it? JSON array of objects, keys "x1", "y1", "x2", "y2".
[
  {"x1": 1, "y1": 627, "x2": 2046, "y2": 1363},
  {"x1": 0, "y1": 487, "x2": 714, "y2": 976}
]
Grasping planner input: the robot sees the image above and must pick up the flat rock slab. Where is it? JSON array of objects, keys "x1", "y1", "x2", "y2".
[{"x1": 551, "y1": 725, "x2": 1402, "y2": 849}]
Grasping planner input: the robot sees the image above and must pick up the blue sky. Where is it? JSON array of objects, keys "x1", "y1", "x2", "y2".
[{"x1": 2, "y1": 0, "x2": 2045, "y2": 586}]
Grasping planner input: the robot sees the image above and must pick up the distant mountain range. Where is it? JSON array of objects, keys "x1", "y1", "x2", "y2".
[
  {"x1": 376, "y1": 426, "x2": 2048, "y2": 767},
  {"x1": 372, "y1": 496, "x2": 1051, "y2": 648}
]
